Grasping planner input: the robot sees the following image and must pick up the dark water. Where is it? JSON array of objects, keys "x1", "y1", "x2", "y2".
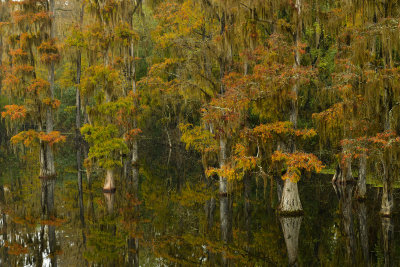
[{"x1": 1, "y1": 141, "x2": 400, "y2": 266}]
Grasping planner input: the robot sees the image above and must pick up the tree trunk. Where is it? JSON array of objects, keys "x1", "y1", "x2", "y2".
[
  {"x1": 279, "y1": 0, "x2": 303, "y2": 215},
  {"x1": 332, "y1": 165, "x2": 341, "y2": 184},
  {"x1": 381, "y1": 178, "x2": 393, "y2": 217},
  {"x1": 333, "y1": 149, "x2": 354, "y2": 184},
  {"x1": 278, "y1": 179, "x2": 303, "y2": 214},
  {"x1": 219, "y1": 137, "x2": 228, "y2": 195},
  {"x1": 280, "y1": 216, "x2": 302, "y2": 266},
  {"x1": 380, "y1": 162, "x2": 393, "y2": 216},
  {"x1": 355, "y1": 153, "x2": 367, "y2": 200},
  {"x1": 275, "y1": 175, "x2": 284, "y2": 204},
  {"x1": 342, "y1": 151, "x2": 354, "y2": 183},
  {"x1": 41, "y1": 0, "x2": 56, "y2": 180},
  {"x1": 103, "y1": 169, "x2": 116, "y2": 193},
  {"x1": 76, "y1": 4, "x2": 85, "y2": 228}
]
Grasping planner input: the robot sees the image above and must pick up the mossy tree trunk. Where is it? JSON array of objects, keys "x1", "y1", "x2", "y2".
[{"x1": 279, "y1": 0, "x2": 303, "y2": 215}]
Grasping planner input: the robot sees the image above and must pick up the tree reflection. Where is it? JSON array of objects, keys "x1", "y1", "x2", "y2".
[
  {"x1": 333, "y1": 183, "x2": 355, "y2": 264},
  {"x1": 280, "y1": 216, "x2": 302, "y2": 266},
  {"x1": 381, "y1": 216, "x2": 393, "y2": 267}
]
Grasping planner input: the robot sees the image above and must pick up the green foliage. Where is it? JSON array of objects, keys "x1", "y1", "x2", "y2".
[
  {"x1": 179, "y1": 123, "x2": 217, "y2": 153},
  {"x1": 81, "y1": 124, "x2": 128, "y2": 169}
]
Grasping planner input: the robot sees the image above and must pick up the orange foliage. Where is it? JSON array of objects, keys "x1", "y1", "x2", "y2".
[
  {"x1": 13, "y1": 64, "x2": 34, "y2": 74},
  {"x1": 27, "y1": 78, "x2": 50, "y2": 94},
  {"x1": 42, "y1": 98, "x2": 61, "y2": 109},
  {"x1": 11, "y1": 130, "x2": 66, "y2": 147},
  {"x1": 5, "y1": 242, "x2": 29, "y2": 255},
  {"x1": 11, "y1": 130, "x2": 38, "y2": 146},
  {"x1": 40, "y1": 216, "x2": 67, "y2": 226},
  {"x1": 2, "y1": 73, "x2": 20, "y2": 90},
  {"x1": 39, "y1": 131, "x2": 66, "y2": 146},
  {"x1": 340, "y1": 131, "x2": 400, "y2": 163},
  {"x1": 271, "y1": 151, "x2": 324, "y2": 182},
  {"x1": 125, "y1": 128, "x2": 142, "y2": 142},
  {"x1": 1, "y1": 105, "x2": 27, "y2": 120},
  {"x1": 38, "y1": 40, "x2": 60, "y2": 64},
  {"x1": 252, "y1": 121, "x2": 316, "y2": 141}
]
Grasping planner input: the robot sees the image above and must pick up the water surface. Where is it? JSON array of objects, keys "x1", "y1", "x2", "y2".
[{"x1": 0, "y1": 142, "x2": 400, "y2": 266}]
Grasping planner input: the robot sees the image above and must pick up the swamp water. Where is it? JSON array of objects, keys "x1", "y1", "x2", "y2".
[{"x1": 0, "y1": 141, "x2": 400, "y2": 266}]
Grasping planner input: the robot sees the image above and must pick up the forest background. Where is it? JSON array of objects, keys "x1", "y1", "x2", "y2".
[{"x1": 0, "y1": 0, "x2": 400, "y2": 265}]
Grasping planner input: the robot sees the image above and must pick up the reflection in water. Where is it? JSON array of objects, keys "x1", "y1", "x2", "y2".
[
  {"x1": 41, "y1": 178, "x2": 58, "y2": 267},
  {"x1": 220, "y1": 194, "x2": 232, "y2": 266},
  {"x1": 104, "y1": 192, "x2": 115, "y2": 214},
  {"x1": 333, "y1": 182, "x2": 355, "y2": 263},
  {"x1": 243, "y1": 174, "x2": 252, "y2": 251},
  {"x1": 381, "y1": 216, "x2": 394, "y2": 267},
  {"x1": 356, "y1": 201, "x2": 369, "y2": 266},
  {"x1": 280, "y1": 216, "x2": 302, "y2": 266},
  {"x1": 0, "y1": 185, "x2": 8, "y2": 265},
  {"x1": 3, "y1": 144, "x2": 400, "y2": 265},
  {"x1": 127, "y1": 163, "x2": 140, "y2": 267}
]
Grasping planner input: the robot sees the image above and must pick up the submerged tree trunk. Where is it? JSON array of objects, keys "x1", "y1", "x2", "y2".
[
  {"x1": 280, "y1": 216, "x2": 302, "y2": 266},
  {"x1": 355, "y1": 154, "x2": 367, "y2": 200}
]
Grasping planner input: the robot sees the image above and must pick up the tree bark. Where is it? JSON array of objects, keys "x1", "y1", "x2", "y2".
[
  {"x1": 41, "y1": 0, "x2": 56, "y2": 180},
  {"x1": 76, "y1": 3, "x2": 85, "y2": 229},
  {"x1": 355, "y1": 153, "x2": 367, "y2": 200},
  {"x1": 278, "y1": 179, "x2": 303, "y2": 214},
  {"x1": 275, "y1": 174, "x2": 284, "y2": 204},
  {"x1": 380, "y1": 161, "x2": 393, "y2": 216},
  {"x1": 219, "y1": 137, "x2": 228, "y2": 195}
]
